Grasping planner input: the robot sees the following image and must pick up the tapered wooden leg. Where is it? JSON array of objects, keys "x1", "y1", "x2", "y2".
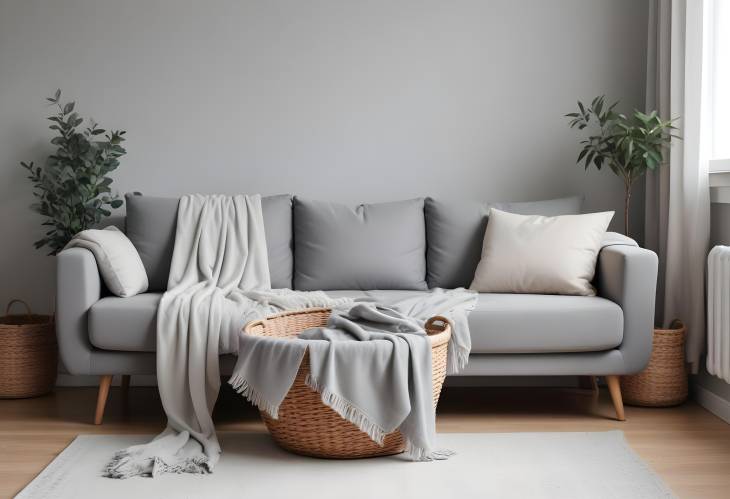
[
  {"x1": 605, "y1": 375, "x2": 625, "y2": 421},
  {"x1": 578, "y1": 376, "x2": 598, "y2": 391},
  {"x1": 121, "y1": 375, "x2": 130, "y2": 396},
  {"x1": 94, "y1": 375, "x2": 113, "y2": 425}
]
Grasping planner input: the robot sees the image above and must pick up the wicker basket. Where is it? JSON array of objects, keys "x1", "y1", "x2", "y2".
[
  {"x1": 243, "y1": 307, "x2": 451, "y2": 459},
  {"x1": 621, "y1": 320, "x2": 687, "y2": 407},
  {"x1": 0, "y1": 300, "x2": 57, "y2": 399}
]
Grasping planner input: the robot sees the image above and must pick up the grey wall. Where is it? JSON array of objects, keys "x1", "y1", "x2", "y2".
[{"x1": 0, "y1": 0, "x2": 648, "y2": 313}]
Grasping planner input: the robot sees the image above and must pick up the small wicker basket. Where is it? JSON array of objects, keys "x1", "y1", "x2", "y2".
[
  {"x1": 621, "y1": 320, "x2": 687, "y2": 407},
  {"x1": 0, "y1": 300, "x2": 57, "y2": 398},
  {"x1": 243, "y1": 307, "x2": 451, "y2": 459}
]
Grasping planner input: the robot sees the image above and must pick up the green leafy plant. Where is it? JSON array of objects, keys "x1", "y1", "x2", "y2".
[
  {"x1": 566, "y1": 96, "x2": 678, "y2": 235},
  {"x1": 21, "y1": 89, "x2": 126, "y2": 254}
]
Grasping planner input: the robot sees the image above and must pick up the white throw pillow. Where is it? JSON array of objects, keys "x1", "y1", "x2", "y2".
[
  {"x1": 469, "y1": 209, "x2": 614, "y2": 296},
  {"x1": 65, "y1": 226, "x2": 149, "y2": 297}
]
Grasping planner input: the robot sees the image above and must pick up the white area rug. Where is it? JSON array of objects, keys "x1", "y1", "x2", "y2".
[{"x1": 17, "y1": 431, "x2": 674, "y2": 499}]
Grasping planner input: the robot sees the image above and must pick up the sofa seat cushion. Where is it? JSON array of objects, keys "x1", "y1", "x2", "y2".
[
  {"x1": 89, "y1": 293, "x2": 162, "y2": 352},
  {"x1": 470, "y1": 293, "x2": 623, "y2": 354},
  {"x1": 88, "y1": 290, "x2": 432, "y2": 352},
  {"x1": 89, "y1": 290, "x2": 622, "y2": 355}
]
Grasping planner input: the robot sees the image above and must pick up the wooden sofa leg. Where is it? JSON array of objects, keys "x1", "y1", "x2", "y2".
[
  {"x1": 605, "y1": 375, "x2": 626, "y2": 421},
  {"x1": 121, "y1": 375, "x2": 130, "y2": 396},
  {"x1": 94, "y1": 375, "x2": 113, "y2": 425}
]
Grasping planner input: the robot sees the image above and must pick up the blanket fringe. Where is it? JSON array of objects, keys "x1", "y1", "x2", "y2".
[
  {"x1": 404, "y1": 440, "x2": 455, "y2": 462},
  {"x1": 103, "y1": 450, "x2": 210, "y2": 479},
  {"x1": 305, "y1": 374, "x2": 388, "y2": 446},
  {"x1": 228, "y1": 374, "x2": 281, "y2": 420},
  {"x1": 455, "y1": 344, "x2": 470, "y2": 371}
]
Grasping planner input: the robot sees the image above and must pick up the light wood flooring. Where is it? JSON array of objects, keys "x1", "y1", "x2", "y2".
[{"x1": 1, "y1": 384, "x2": 729, "y2": 498}]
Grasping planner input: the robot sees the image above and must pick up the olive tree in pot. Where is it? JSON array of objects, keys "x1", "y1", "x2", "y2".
[
  {"x1": 567, "y1": 96, "x2": 687, "y2": 407},
  {"x1": 21, "y1": 89, "x2": 127, "y2": 254},
  {"x1": 566, "y1": 95, "x2": 676, "y2": 236},
  {"x1": 3, "y1": 91, "x2": 126, "y2": 398}
]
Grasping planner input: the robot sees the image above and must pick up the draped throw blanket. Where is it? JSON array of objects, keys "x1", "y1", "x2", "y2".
[
  {"x1": 104, "y1": 195, "x2": 352, "y2": 479},
  {"x1": 230, "y1": 289, "x2": 477, "y2": 461}
]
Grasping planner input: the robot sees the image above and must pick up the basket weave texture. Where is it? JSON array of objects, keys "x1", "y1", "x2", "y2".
[
  {"x1": 243, "y1": 307, "x2": 451, "y2": 458},
  {"x1": 621, "y1": 320, "x2": 687, "y2": 407},
  {"x1": 0, "y1": 300, "x2": 57, "y2": 398}
]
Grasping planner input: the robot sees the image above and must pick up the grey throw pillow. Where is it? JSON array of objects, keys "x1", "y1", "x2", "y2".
[
  {"x1": 425, "y1": 195, "x2": 584, "y2": 289},
  {"x1": 125, "y1": 193, "x2": 293, "y2": 291},
  {"x1": 293, "y1": 197, "x2": 428, "y2": 291},
  {"x1": 124, "y1": 194, "x2": 178, "y2": 292}
]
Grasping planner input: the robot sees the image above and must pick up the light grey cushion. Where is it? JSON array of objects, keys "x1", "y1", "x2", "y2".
[
  {"x1": 470, "y1": 210, "x2": 614, "y2": 296},
  {"x1": 124, "y1": 194, "x2": 293, "y2": 291},
  {"x1": 425, "y1": 195, "x2": 584, "y2": 289},
  {"x1": 87, "y1": 290, "x2": 622, "y2": 354},
  {"x1": 89, "y1": 293, "x2": 162, "y2": 352},
  {"x1": 469, "y1": 293, "x2": 622, "y2": 353},
  {"x1": 293, "y1": 198, "x2": 428, "y2": 291}
]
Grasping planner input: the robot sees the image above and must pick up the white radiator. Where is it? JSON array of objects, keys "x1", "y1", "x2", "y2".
[{"x1": 708, "y1": 245, "x2": 730, "y2": 383}]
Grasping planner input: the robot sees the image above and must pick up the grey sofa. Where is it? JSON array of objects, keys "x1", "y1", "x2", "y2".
[{"x1": 56, "y1": 194, "x2": 658, "y2": 424}]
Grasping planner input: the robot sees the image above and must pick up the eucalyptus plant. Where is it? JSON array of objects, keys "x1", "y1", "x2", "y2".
[
  {"x1": 566, "y1": 96, "x2": 677, "y2": 235},
  {"x1": 21, "y1": 89, "x2": 126, "y2": 254}
]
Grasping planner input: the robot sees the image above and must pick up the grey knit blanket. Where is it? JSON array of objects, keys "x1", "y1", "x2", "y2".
[
  {"x1": 104, "y1": 195, "x2": 352, "y2": 479},
  {"x1": 229, "y1": 288, "x2": 477, "y2": 460}
]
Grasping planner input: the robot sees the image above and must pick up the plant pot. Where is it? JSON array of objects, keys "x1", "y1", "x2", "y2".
[
  {"x1": 621, "y1": 320, "x2": 687, "y2": 407},
  {"x1": 0, "y1": 300, "x2": 57, "y2": 398}
]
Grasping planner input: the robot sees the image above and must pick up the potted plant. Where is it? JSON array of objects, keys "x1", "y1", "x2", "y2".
[
  {"x1": 566, "y1": 96, "x2": 687, "y2": 407},
  {"x1": 1, "y1": 90, "x2": 127, "y2": 398},
  {"x1": 566, "y1": 95, "x2": 676, "y2": 235},
  {"x1": 21, "y1": 89, "x2": 127, "y2": 254}
]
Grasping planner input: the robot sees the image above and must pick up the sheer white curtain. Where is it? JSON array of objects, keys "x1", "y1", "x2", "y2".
[{"x1": 645, "y1": 0, "x2": 712, "y2": 372}]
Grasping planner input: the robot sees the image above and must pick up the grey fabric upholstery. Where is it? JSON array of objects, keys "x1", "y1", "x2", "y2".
[
  {"x1": 88, "y1": 290, "x2": 427, "y2": 353},
  {"x1": 86, "y1": 290, "x2": 622, "y2": 355},
  {"x1": 124, "y1": 194, "x2": 179, "y2": 291},
  {"x1": 425, "y1": 195, "x2": 583, "y2": 289},
  {"x1": 469, "y1": 294, "x2": 622, "y2": 353},
  {"x1": 55, "y1": 201, "x2": 657, "y2": 378},
  {"x1": 261, "y1": 194, "x2": 295, "y2": 288},
  {"x1": 56, "y1": 248, "x2": 101, "y2": 373},
  {"x1": 89, "y1": 293, "x2": 162, "y2": 352},
  {"x1": 124, "y1": 194, "x2": 294, "y2": 290},
  {"x1": 56, "y1": 248, "x2": 157, "y2": 375},
  {"x1": 293, "y1": 198, "x2": 428, "y2": 291},
  {"x1": 594, "y1": 244, "x2": 658, "y2": 373}
]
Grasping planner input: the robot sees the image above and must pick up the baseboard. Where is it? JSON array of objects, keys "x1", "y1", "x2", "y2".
[{"x1": 694, "y1": 384, "x2": 730, "y2": 424}]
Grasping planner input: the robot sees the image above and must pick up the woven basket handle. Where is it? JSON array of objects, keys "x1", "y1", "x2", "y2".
[
  {"x1": 245, "y1": 318, "x2": 266, "y2": 331},
  {"x1": 6, "y1": 299, "x2": 32, "y2": 317},
  {"x1": 425, "y1": 316, "x2": 449, "y2": 335}
]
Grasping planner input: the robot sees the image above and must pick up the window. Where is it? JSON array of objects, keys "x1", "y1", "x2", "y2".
[{"x1": 710, "y1": 0, "x2": 730, "y2": 171}]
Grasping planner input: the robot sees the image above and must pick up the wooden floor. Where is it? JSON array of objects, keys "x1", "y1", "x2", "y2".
[{"x1": 2, "y1": 384, "x2": 730, "y2": 498}]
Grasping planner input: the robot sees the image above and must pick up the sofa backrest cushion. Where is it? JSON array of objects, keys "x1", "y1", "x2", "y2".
[
  {"x1": 293, "y1": 197, "x2": 428, "y2": 291},
  {"x1": 124, "y1": 194, "x2": 178, "y2": 292},
  {"x1": 425, "y1": 195, "x2": 583, "y2": 289},
  {"x1": 260, "y1": 195, "x2": 296, "y2": 289},
  {"x1": 125, "y1": 193, "x2": 293, "y2": 291}
]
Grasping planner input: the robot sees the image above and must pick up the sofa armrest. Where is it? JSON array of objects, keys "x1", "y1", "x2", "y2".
[
  {"x1": 56, "y1": 247, "x2": 102, "y2": 375},
  {"x1": 595, "y1": 245, "x2": 658, "y2": 374}
]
